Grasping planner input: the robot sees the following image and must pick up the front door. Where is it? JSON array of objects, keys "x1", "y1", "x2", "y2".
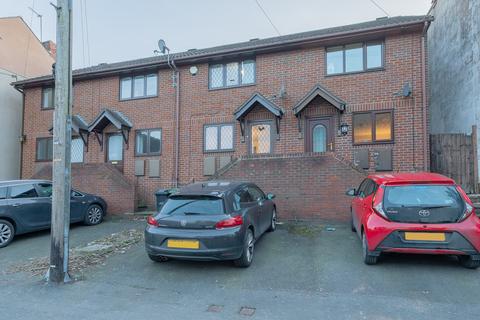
[
  {"x1": 306, "y1": 118, "x2": 334, "y2": 152},
  {"x1": 249, "y1": 121, "x2": 274, "y2": 155},
  {"x1": 106, "y1": 133, "x2": 124, "y2": 171}
]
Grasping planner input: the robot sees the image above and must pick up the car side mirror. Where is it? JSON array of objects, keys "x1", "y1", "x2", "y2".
[
  {"x1": 266, "y1": 193, "x2": 276, "y2": 200},
  {"x1": 345, "y1": 188, "x2": 356, "y2": 196}
]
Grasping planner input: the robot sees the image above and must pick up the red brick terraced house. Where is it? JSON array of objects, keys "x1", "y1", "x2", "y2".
[{"x1": 13, "y1": 15, "x2": 432, "y2": 220}]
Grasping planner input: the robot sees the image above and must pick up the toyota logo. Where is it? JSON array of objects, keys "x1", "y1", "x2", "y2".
[
  {"x1": 180, "y1": 220, "x2": 187, "y2": 227},
  {"x1": 418, "y1": 210, "x2": 430, "y2": 217}
]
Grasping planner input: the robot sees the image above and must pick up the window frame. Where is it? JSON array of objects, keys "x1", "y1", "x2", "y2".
[
  {"x1": 35, "y1": 137, "x2": 53, "y2": 162},
  {"x1": 134, "y1": 128, "x2": 162, "y2": 156},
  {"x1": 325, "y1": 41, "x2": 385, "y2": 76},
  {"x1": 70, "y1": 136, "x2": 85, "y2": 163},
  {"x1": 203, "y1": 123, "x2": 235, "y2": 153},
  {"x1": 119, "y1": 72, "x2": 158, "y2": 101},
  {"x1": 208, "y1": 59, "x2": 256, "y2": 90},
  {"x1": 352, "y1": 110, "x2": 394, "y2": 145},
  {"x1": 41, "y1": 87, "x2": 54, "y2": 110}
]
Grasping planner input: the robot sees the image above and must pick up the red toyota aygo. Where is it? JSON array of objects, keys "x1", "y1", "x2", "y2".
[{"x1": 347, "y1": 172, "x2": 480, "y2": 269}]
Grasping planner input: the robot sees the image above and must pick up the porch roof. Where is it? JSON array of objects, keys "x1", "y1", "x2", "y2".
[
  {"x1": 48, "y1": 114, "x2": 89, "y2": 134},
  {"x1": 293, "y1": 84, "x2": 346, "y2": 115},
  {"x1": 234, "y1": 93, "x2": 284, "y2": 120},
  {"x1": 88, "y1": 109, "x2": 133, "y2": 132}
]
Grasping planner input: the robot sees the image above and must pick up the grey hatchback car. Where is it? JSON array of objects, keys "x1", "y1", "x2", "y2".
[
  {"x1": 0, "y1": 180, "x2": 107, "y2": 248},
  {"x1": 145, "y1": 181, "x2": 277, "y2": 267}
]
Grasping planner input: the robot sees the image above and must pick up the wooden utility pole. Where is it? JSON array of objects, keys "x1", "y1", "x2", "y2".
[{"x1": 47, "y1": 0, "x2": 73, "y2": 284}]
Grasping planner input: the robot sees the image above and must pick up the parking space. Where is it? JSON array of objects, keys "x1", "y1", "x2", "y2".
[{"x1": 2, "y1": 218, "x2": 480, "y2": 319}]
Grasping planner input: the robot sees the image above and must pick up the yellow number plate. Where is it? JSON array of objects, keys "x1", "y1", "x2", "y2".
[
  {"x1": 167, "y1": 239, "x2": 200, "y2": 249},
  {"x1": 404, "y1": 232, "x2": 446, "y2": 241}
]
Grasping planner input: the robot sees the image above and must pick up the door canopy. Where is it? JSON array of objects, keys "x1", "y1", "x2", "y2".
[
  {"x1": 88, "y1": 108, "x2": 133, "y2": 149},
  {"x1": 234, "y1": 92, "x2": 284, "y2": 140}
]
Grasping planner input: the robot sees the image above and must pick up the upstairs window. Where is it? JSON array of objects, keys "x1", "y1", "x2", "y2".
[
  {"x1": 353, "y1": 111, "x2": 393, "y2": 144},
  {"x1": 120, "y1": 73, "x2": 158, "y2": 100},
  {"x1": 135, "y1": 129, "x2": 162, "y2": 156},
  {"x1": 41, "y1": 87, "x2": 54, "y2": 109},
  {"x1": 326, "y1": 42, "x2": 384, "y2": 75},
  {"x1": 204, "y1": 124, "x2": 234, "y2": 152},
  {"x1": 209, "y1": 60, "x2": 255, "y2": 89},
  {"x1": 36, "y1": 137, "x2": 53, "y2": 161}
]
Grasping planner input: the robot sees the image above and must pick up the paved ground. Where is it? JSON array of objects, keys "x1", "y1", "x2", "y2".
[{"x1": 2, "y1": 217, "x2": 480, "y2": 320}]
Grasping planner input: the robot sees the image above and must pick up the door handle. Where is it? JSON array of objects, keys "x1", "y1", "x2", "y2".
[
  {"x1": 12, "y1": 203, "x2": 21, "y2": 207},
  {"x1": 328, "y1": 142, "x2": 334, "y2": 151}
]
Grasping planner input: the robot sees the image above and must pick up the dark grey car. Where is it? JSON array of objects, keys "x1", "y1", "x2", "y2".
[
  {"x1": 0, "y1": 180, "x2": 107, "y2": 248},
  {"x1": 145, "y1": 181, "x2": 277, "y2": 267}
]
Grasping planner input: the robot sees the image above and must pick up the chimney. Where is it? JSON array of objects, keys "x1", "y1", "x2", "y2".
[{"x1": 42, "y1": 41, "x2": 57, "y2": 60}]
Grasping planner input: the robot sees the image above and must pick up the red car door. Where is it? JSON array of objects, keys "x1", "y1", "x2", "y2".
[{"x1": 351, "y1": 180, "x2": 368, "y2": 234}]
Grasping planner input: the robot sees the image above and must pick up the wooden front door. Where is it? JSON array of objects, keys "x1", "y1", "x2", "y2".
[
  {"x1": 106, "y1": 133, "x2": 124, "y2": 171},
  {"x1": 306, "y1": 118, "x2": 334, "y2": 152}
]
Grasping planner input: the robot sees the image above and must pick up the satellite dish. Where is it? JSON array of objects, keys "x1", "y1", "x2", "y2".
[
  {"x1": 402, "y1": 82, "x2": 412, "y2": 97},
  {"x1": 158, "y1": 39, "x2": 168, "y2": 54}
]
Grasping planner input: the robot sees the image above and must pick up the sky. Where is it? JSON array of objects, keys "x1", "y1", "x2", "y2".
[{"x1": 1, "y1": 0, "x2": 432, "y2": 69}]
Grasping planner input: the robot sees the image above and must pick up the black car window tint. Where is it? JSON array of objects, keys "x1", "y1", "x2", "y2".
[
  {"x1": 237, "y1": 188, "x2": 252, "y2": 204},
  {"x1": 248, "y1": 187, "x2": 264, "y2": 202},
  {"x1": 357, "y1": 180, "x2": 368, "y2": 197},
  {"x1": 10, "y1": 184, "x2": 38, "y2": 199},
  {"x1": 364, "y1": 180, "x2": 375, "y2": 196},
  {"x1": 0, "y1": 187, "x2": 6, "y2": 200},
  {"x1": 36, "y1": 183, "x2": 53, "y2": 197}
]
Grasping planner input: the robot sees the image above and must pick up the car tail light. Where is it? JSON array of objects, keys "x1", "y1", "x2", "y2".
[
  {"x1": 372, "y1": 186, "x2": 389, "y2": 220},
  {"x1": 215, "y1": 215, "x2": 243, "y2": 229},
  {"x1": 458, "y1": 202, "x2": 474, "y2": 222},
  {"x1": 147, "y1": 216, "x2": 159, "y2": 227}
]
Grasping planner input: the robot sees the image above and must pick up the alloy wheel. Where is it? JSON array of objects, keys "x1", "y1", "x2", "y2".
[
  {"x1": 271, "y1": 210, "x2": 277, "y2": 229},
  {"x1": 0, "y1": 223, "x2": 12, "y2": 245},
  {"x1": 88, "y1": 206, "x2": 103, "y2": 224},
  {"x1": 246, "y1": 232, "x2": 254, "y2": 263}
]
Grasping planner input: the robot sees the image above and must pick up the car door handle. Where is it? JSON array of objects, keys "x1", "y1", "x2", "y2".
[{"x1": 12, "y1": 203, "x2": 21, "y2": 207}]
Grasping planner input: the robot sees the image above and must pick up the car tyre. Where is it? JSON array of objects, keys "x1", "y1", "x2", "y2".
[
  {"x1": 458, "y1": 255, "x2": 480, "y2": 269},
  {"x1": 0, "y1": 219, "x2": 15, "y2": 248},
  {"x1": 84, "y1": 204, "x2": 104, "y2": 226},
  {"x1": 234, "y1": 229, "x2": 254, "y2": 268},
  {"x1": 350, "y1": 211, "x2": 356, "y2": 232},
  {"x1": 267, "y1": 208, "x2": 277, "y2": 232},
  {"x1": 148, "y1": 254, "x2": 169, "y2": 263},
  {"x1": 362, "y1": 232, "x2": 378, "y2": 265}
]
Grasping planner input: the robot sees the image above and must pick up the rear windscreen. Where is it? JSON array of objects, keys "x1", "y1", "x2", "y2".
[
  {"x1": 160, "y1": 196, "x2": 224, "y2": 215},
  {"x1": 384, "y1": 185, "x2": 463, "y2": 208},
  {"x1": 382, "y1": 185, "x2": 465, "y2": 223}
]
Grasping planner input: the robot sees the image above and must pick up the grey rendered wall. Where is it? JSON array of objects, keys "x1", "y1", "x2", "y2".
[
  {"x1": 428, "y1": 0, "x2": 480, "y2": 174},
  {"x1": 0, "y1": 70, "x2": 23, "y2": 180}
]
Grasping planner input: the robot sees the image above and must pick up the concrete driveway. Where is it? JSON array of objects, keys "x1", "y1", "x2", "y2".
[{"x1": 1, "y1": 217, "x2": 480, "y2": 320}]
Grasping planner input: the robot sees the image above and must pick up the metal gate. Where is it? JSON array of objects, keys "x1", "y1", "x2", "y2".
[{"x1": 430, "y1": 125, "x2": 479, "y2": 193}]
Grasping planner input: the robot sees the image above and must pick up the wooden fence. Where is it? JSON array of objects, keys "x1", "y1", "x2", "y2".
[{"x1": 430, "y1": 125, "x2": 479, "y2": 194}]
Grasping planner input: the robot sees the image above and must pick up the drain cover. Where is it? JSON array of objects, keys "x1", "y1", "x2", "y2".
[
  {"x1": 207, "y1": 305, "x2": 223, "y2": 313},
  {"x1": 239, "y1": 307, "x2": 256, "y2": 316}
]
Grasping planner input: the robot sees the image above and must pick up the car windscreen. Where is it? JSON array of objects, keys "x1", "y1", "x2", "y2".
[
  {"x1": 159, "y1": 195, "x2": 224, "y2": 216},
  {"x1": 383, "y1": 185, "x2": 465, "y2": 223}
]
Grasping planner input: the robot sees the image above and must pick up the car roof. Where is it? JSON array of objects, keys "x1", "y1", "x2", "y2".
[
  {"x1": 0, "y1": 179, "x2": 52, "y2": 187},
  {"x1": 368, "y1": 172, "x2": 455, "y2": 186},
  {"x1": 175, "y1": 181, "x2": 250, "y2": 197}
]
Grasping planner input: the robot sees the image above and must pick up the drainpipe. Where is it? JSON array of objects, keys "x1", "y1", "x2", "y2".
[
  {"x1": 14, "y1": 83, "x2": 25, "y2": 179},
  {"x1": 166, "y1": 53, "x2": 180, "y2": 188},
  {"x1": 421, "y1": 19, "x2": 432, "y2": 171}
]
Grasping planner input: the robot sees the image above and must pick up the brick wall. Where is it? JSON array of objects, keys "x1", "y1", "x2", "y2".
[
  {"x1": 32, "y1": 163, "x2": 135, "y2": 214},
  {"x1": 216, "y1": 153, "x2": 366, "y2": 221},
  {"x1": 20, "y1": 28, "x2": 428, "y2": 217}
]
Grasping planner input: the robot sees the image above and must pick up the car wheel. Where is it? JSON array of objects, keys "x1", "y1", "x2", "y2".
[
  {"x1": 458, "y1": 255, "x2": 480, "y2": 269},
  {"x1": 267, "y1": 208, "x2": 277, "y2": 232},
  {"x1": 234, "y1": 229, "x2": 254, "y2": 268},
  {"x1": 350, "y1": 211, "x2": 356, "y2": 232},
  {"x1": 84, "y1": 204, "x2": 104, "y2": 226},
  {"x1": 148, "y1": 254, "x2": 169, "y2": 263},
  {"x1": 362, "y1": 232, "x2": 378, "y2": 265},
  {"x1": 0, "y1": 219, "x2": 14, "y2": 248}
]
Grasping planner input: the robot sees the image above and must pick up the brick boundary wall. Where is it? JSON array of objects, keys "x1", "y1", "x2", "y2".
[
  {"x1": 32, "y1": 163, "x2": 135, "y2": 214},
  {"x1": 215, "y1": 153, "x2": 367, "y2": 222}
]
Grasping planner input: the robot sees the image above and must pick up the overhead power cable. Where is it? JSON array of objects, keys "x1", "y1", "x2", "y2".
[
  {"x1": 254, "y1": 0, "x2": 281, "y2": 36},
  {"x1": 369, "y1": 0, "x2": 390, "y2": 17}
]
